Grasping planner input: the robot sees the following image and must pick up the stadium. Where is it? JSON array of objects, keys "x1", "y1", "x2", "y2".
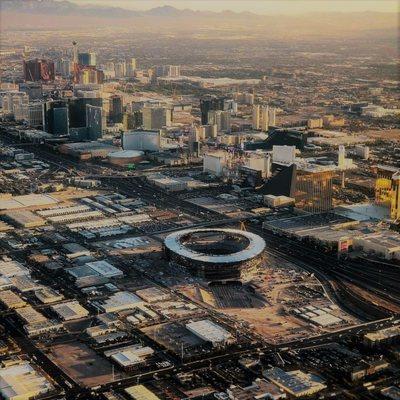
[{"x1": 164, "y1": 228, "x2": 266, "y2": 280}]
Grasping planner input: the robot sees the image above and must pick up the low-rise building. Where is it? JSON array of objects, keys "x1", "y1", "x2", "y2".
[
  {"x1": 34, "y1": 287, "x2": 64, "y2": 304},
  {"x1": 186, "y1": 319, "x2": 232, "y2": 346},
  {"x1": 93, "y1": 291, "x2": 143, "y2": 313},
  {"x1": 124, "y1": 384, "x2": 161, "y2": 400},
  {"x1": 104, "y1": 344, "x2": 154, "y2": 370},
  {"x1": 0, "y1": 361, "x2": 55, "y2": 400},
  {"x1": 227, "y1": 378, "x2": 286, "y2": 400},
  {"x1": 264, "y1": 368, "x2": 326, "y2": 398},
  {"x1": 52, "y1": 301, "x2": 90, "y2": 320},
  {"x1": 0, "y1": 290, "x2": 26, "y2": 309}
]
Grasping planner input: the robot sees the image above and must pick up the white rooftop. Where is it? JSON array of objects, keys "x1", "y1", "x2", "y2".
[
  {"x1": 0, "y1": 361, "x2": 54, "y2": 400},
  {"x1": 186, "y1": 319, "x2": 232, "y2": 344}
]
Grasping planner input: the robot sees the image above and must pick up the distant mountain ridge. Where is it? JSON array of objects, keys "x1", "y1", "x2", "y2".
[{"x1": 1, "y1": 0, "x2": 260, "y2": 18}]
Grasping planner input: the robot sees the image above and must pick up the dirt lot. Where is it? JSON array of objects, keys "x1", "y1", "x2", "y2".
[{"x1": 49, "y1": 341, "x2": 123, "y2": 387}]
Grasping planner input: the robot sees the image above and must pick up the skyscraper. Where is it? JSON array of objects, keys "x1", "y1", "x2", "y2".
[
  {"x1": 200, "y1": 96, "x2": 225, "y2": 125},
  {"x1": 23, "y1": 59, "x2": 55, "y2": 82},
  {"x1": 252, "y1": 105, "x2": 260, "y2": 130},
  {"x1": 126, "y1": 58, "x2": 137, "y2": 77},
  {"x1": 142, "y1": 106, "x2": 172, "y2": 130},
  {"x1": 252, "y1": 104, "x2": 271, "y2": 131},
  {"x1": 295, "y1": 169, "x2": 334, "y2": 213},
  {"x1": 68, "y1": 97, "x2": 102, "y2": 128},
  {"x1": 207, "y1": 110, "x2": 231, "y2": 133},
  {"x1": 86, "y1": 104, "x2": 103, "y2": 140},
  {"x1": 109, "y1": 95, "x2": 123, "y2": 124},
  {"x1": 268, "y1": 107, "x2": 277, "y2": 127},
  {"x1": 260, "y1": 106, "x2": 269, "y2": 131},
  {"x1": 43, "y1": 101, "x2": 69, "y2": 136},
  {"x1": 78, "y1": 52, "x2": 96, "y2": 66}
]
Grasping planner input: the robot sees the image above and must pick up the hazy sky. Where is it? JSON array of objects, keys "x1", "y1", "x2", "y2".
[{"x1": 70, "y1": 0, "x2": 399, "y2": 14}]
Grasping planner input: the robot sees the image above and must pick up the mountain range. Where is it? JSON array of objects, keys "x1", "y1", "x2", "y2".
[{"x1": 1, "y1": 0, "x2": 258, "y2": 19}]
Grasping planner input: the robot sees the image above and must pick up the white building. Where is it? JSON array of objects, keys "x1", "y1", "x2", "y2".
[
  {"x1": 122, "y1": 130, "x2": 161, "y2": 152},
  {"x1": 94, "y1": 291, "x2": 143, "y2": 313},
  {"x1": 0, "y1": 361, "x2": 54, "y2": 400},
  {"x1": 245, "y1": 153, "x2": 271, "y2": 178},
  {"x1": 186, "y1": 319, "x2": 232, "y2": 346},
  {"x1": 272, "y1": 145, "x2": 296, "y2": 165},
  {"x1": 203, "y1": 152, "x2": 228, "y2": 176},
  {"x1": 354, "y1": 145, "x2": 370, "y2": 160},
  {"x1": 338, "y1": 145, "x2": 354, "y2": 170},
  {"x1": 104, "y1": 344, "x2": 154, "y2": 369}
]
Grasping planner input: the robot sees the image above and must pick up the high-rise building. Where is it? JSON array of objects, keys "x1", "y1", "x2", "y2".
[
  {"x1": 1, "y1": 92, "x2": 29, "y2": 117},
  {"x1": 155, "y1": 65, "x2": 180, "y2": 77},
  {"x1": 260, "y1": 106, "x2": 269, "y2": 131},
  {"x1": 142, "y1": 106, "x2": 172, "y2": 130},
  {"x1": 207, "y1": 110, "x2": 231, "y2": 133},
  {"x1": 55, "y1": 58, "x2": 72, "y2": 77},
  {"x1": 295, "y1": 168, "x2": 334, "y2": 213},
  {"x1": 252, "y1": 105, "x2": 260, "y2": 130},
  {"x1": 252, "y1": 105, "x2": 274, "y2": 131},
  {"x1": 338, "y1": 145, "x2": 346, "y2": 169},
  {"x1": 200, "y1": 96, "x2": 225, "y2": 125},
  {"x1": 109, "y1": 95, "x2": 123, "y2": 124},
  {"x1": 68, "y1": 97, "x2": 102, "y2": 128},
  {"x1": 268, "y1": 107, "x2": 277, "y2": 127},
  {"x1": 86, "y1": 104, "x2": 102, "y2": 140},
  {"x1": 72, "y1": 41, "x2": 79, "y2": 64},
  {"x1": 27, "y1": 103, "x2": 44, "y2": 127},
  {"x1": 43, "y1": 101, "x2": 69, "y2": 136},
  {"x1": 123, "y1": 111, "x2": 142, "y2": 131},
  {"x1": 78, "y1": 52, "x2": 96, "y2": 66},
  {"x1": 114, "y1": 62, "x2": 126, "y2": 78},
  {"x1": 196, "y1": 124, "x2": 218, "y2": 139},
  {"x1": 78, "y1": 67, "x2": 104, "y2": 84},
  {"x1": 374, "y1": 166, "x2": 400, "y2": 222},
  {"x1": 126, "y1": 58, "x2": 137, "y2": 77},
  {"x1": 23, "y1": 59, "x2": 55, "y2": 82},
  {"x1": 18, "y1": 82, "x2": 42, "y2": 100}
]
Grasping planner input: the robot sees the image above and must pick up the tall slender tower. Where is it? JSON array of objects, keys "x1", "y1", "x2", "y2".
[
  {"x1": 72, "y1": 41, "x2": 79, "y2": 83},
  {"x1": 260, "y1": 105, "x2": 269, "y2": 131},
  {"x1": 252, "y1": 105, "x2": 260, "y2": 130},
  {"x1": 72, "y1": 41, "x2": 78, "y2": 64}
]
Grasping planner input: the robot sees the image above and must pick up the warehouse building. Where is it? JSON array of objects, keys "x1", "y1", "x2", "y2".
[
  {"x1": 0, "y1": 261, "x2": 29, "y2": 278},
  {"x1": 186, "y1": 320, "x2": 232, "y2": 346},
  {"x1": 10, "y1": 275, "x2": 42, "y2": 293},
  {"x1": 263, "y1": 368, "x2": 326, "y2": 398},
  {"x1": 58, "y1": 142, "x2": 119, "y2": 160},
  {"x1": 67, "y1": 265, "x2": 109, "y2": 288},
  {"x1": 3, "y1": 210, "x2": 46, "y2": 228},
  {"x1": 227, "y1": 378, "x2": 286, "y2": 400},
  {"x1": 52, "y1": 301, "x2": 90, "y2": 320},
  {"x1": 125, "y1": 385, "x2": 161, "y2": 400},
  {"x1": 364, "y1": 325, "x2": 400, "y2": 347},
  {"x1": 62, "y1": 242, "x2": 92, "y2": 259},
  {"x1": 135, "y1": 287, "x2": 171, "y2": 303},
  {"x1": 104, "y1": 344, "x2": 154, "y2": 370},
  {"x1": 93, "y1": 291, "x2": 143, "y2": 313},
  {"x1": 84, "y1": 260, "x2": 123, "y2": 278},
  {"x1": 353, "y1": 232, "x2": 400, "y2": 260},
  {"x1": 0, "y1": 193, "x2": 58, "y2": 211},
  {"x1": 0, "y1": 361, "x2": 55, "y2": 400},
  {"x1": 0, "y1": 290, "x2": 27, "y2": 309},
  {"x1": 34, "y1": 287, "x2": 64, "y2": 304}
]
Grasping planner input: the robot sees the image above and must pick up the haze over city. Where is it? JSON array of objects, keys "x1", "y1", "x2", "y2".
[{"x1": 0, "y1": 0, "x2": 399, "y2": 399}]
